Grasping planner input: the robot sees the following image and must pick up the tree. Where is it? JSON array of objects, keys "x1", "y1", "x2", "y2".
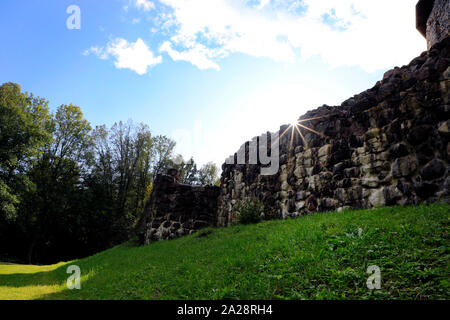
[
  {"x1": 21, "y1": 104, "x2": 93, "y2": 263},
  {"x1": 175, "y1": 156, "x2": 199, "y2": 184},
  {"x1": 47, "y1": 104, "x2": 93, "y2": 172},
  {"x1": 91, "y1": 125, "x2": 114, "y2": 201},
  {"x1": 21, "y1": 154, "x2": 81, "y2": 263},
  {"x1": 198, "y1": 162, "x2": 219, "y2": 185},
  {"x1": 173, "y1": 157, "x2": 219, "y2": 186},
  {"x1": 91, "y1": 121, "x2": 154, "y2": 242},
  {"x1": 133, "y1": 123, "x2": 154, "y2": 216},
  {"x1": 0, "y1": 82, "x2": 190, "y2": 263},
  {"x1": 151, "y1": 135, "x2": 176, "y2": 179},
  {"x1": 0, "y1": 82, "x2": 51, "y2": 220}
]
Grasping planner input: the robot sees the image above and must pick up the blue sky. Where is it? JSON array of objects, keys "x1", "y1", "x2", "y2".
[{"x1": 0, "y1": 0, "x2": 426, "y2": 166}]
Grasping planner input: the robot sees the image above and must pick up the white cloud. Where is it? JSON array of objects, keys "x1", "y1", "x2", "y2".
[
  {"x1": 83, "y1": 46, "x2": 107, "y2": 59},
  {"x1": 154, "y1": 0, "x2": 425, "y2": 72},
  {"x1": 135, "y1": 0, "x2": 155, "y2": 11},
  {"x1": 159, "y1": 41, "x2": 222, "y2": 70},
  {"x1": 85, "y1": 38, "x2": 162, "y2": 75},
  {"x1": 90, "y1": 1, "x2": 425, "y2": 73},
  {"x1": 255, "y1": 0, "x2": 271, "y2": 10}
]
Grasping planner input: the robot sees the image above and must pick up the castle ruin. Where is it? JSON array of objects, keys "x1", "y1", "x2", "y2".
[{"x1": 139, "y1": 0, "x2": 449, "y2": 244}]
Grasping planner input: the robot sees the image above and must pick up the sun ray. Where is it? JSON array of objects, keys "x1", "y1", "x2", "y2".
[
  {"x1": 279, "y1": 126, "x2": 290, "y2": 139},
  {"x1": 268, "y1": 116, "x2": 327, "y2": 151},
  {"x1": 297, "y1": 123, "x2": 326, "y2": 138},
  {"x1": 271, "y1": 124, "x2": 291, "y2": 148},
  {"x1": 289, "y1": 123, "x2": 295, "y2": 151},
  {"x1": 294, "y1": 124, "x2": 309, "y2": 149}
]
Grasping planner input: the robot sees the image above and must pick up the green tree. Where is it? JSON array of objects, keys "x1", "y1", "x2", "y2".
[
  {"x1": 0, "y1": 82, "x2": 185, "y2": 263},
  {"x1": 132, "y1": 123, "x2": 153, "y2": 217},
  {"x1": 21, "y1": 155, "x2": 81, "y2": 263},
  {"x1": 21, "y1": 104, "x2": 93, "y2": 263},
  {"x1": 0, "y1": 82, "x2": 51, "y2": 220},
  {"x1": 151, "y1": 135, "x2": 176, "y2": 178},
  {"x1": 175, "y1": 156, "x2": 199, "y2": 184},
  {"x1": 92, "y1": 121, "x2": 154, "y2": 241},
  {"x1": 47, "y1": 104, "x2": 93, "y2": 171},
  {"x1": 198, "y1": 162, "x2": 219, "y2": 185}
]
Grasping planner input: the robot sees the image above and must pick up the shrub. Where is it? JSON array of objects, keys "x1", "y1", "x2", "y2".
[{"x1": 236, "y1": 200, "x2": 263, "y2": 225}]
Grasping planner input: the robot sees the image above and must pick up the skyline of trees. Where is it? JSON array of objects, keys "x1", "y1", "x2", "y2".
[{"x1": 0, "y1": 82, "x2": 219, "y2": 264}]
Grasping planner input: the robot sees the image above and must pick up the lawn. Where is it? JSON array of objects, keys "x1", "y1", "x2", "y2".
[{"x1": 0, "y1": 203, "x2": 448, "y2": 300}]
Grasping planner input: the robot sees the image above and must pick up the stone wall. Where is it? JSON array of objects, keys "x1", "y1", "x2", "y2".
[
  {"x1": 138, "y1": 171, "x2": 220, "y2": 244},
  {"x1": 426, "y1": 0, "x2": 450, "y2": 49},
  {"x1": 217, "y1": 37, "x2": 450, "y2": 227},
  {"x1": 139, "y1": 36, "x2": 449, "y2": 244}
]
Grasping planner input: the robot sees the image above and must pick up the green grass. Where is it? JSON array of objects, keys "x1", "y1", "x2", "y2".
[{"x1": 0, "y1": 204, "x2": 449, "y2": 300}]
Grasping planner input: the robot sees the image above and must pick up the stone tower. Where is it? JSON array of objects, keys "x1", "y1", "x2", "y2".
[{"x1": 416, "y1": 0, "x2": 450, "y2": 49}]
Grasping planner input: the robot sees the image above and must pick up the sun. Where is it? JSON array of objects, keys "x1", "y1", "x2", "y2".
[{"x1": 278, "y1": 116, "x2": 327, "y2": 151}]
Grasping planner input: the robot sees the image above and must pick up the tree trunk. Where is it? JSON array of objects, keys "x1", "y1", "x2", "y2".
[{"x1": 27, "y1": 235, "x2": 37, "y2": 264}]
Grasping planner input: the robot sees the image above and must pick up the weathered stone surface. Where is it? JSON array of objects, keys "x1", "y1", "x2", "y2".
[
  {"x1": 416, "y1": 144, "x2": 437, "y2": 165},
  {"x1": 320, "y1": 198, "x2": 339, "y2": 210},
  {"x1": 369, "y1": 188, "x2": 386, "y2": 207},
  {"x1": 384, "y1": 186, "x2": 404, "y2": 205},
  {"x1": 361, "y1": 176, "x2": 380, "y2": 188},
  {"x1": 421, "y1": 158, "x2": 447, "y2": 180},
  {"x1": 415, "y1": 181, "x2": 440, "y2": 198},
  {"x1": 138, "y1": 172, "x2": 220, "y2": 244},
  {"x1": 424, "y1": 0, "x2": 450, "y2": 49},
  {"x1": 407, "y1": 125, "x2": 433, "y2": 145},
  {"x1": 295, "y1": 191, "x2": 307, "y2": 201},
  {"x1": 390, "y1": 143, "x2": 409, "y2": 159},
  {"x1": 318, "y1": 144, "x2": 332, "y2": 158},
  {"x1": 392, "y1": 156, "x2": 418, "y2": 178},
  {"x1": 438, "y1": 120, "x2": 450, "y2": 138}
]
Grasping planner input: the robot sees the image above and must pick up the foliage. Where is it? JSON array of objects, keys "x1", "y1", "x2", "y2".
[
  {"x1": 174, "y1": 157, "x2": 219, "y2": 185},
  {"x1": 0, "y1": 181, "x2": 19, "y2": 221},
  {"x1": 176, "y1": 156, "x2": 199, "y2": 184},
  {"x1": 49, "y1": 104, "x2": 93, "y2": 168},
  {"x1": 18, "y1": 103, "x2": 94, "y2": 263},
  {"x1": 198, "y1": 161, "x2": 219, "y2": 185},
  {"x1": 0, "y1": 82, "x2": 220, "y2": 264},
  {"x1": 0, "y1": 204, "x2": 448, "y2": 300},
  {"x1": 236, "y1": 200, "x2": 263, "y2": 225},
  {"x1": 151, "y1": 135, "x2": 176, "y2": 178},
  {"x1": 91, "y1": 120, "x2": 155, "y2": 241},
  {"x1": 0, "y1": 82, "x2": 52, "y2": 220}
]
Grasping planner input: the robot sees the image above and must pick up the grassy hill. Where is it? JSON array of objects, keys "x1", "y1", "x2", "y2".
[{"x1": 0, "y1": 204, "x2": 449, "y2": 300}]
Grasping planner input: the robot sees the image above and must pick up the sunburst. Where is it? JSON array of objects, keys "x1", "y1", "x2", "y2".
[{"x1": 276, "y1": 116, "x2": 327, "y2": 152}]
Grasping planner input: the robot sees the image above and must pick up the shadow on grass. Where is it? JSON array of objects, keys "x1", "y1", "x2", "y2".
[
  {"x1": 0, "y1": 258, "x2": 120, "y2": 300},
  {"x1": 0, "y1": 265, "x2": 67, "y2": 287},
  {"x1": 0, "y1": 240, "x2": 143, "y2": 300},
  {"x1": 1, "y1": 204, "x2": 449, "y2": 300}
]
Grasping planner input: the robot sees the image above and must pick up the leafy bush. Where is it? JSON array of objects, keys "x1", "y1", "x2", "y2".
[{"x1": 235, "y1": 200, "x2": 263, "y2": 225}]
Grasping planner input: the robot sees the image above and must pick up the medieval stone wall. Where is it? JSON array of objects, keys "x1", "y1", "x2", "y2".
[
  {"x1": 426, "y1": 0, "x2": 450, "y2": 49},
  {"x1": 139, "y1": 36, "x2": 449, "y2": 245},
  {"x1": 138, "y1": 173, "x2": 220, "y2": 244},
  {"x1": 217, "y1": 37, "x2": 450, "y2": 227}
]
